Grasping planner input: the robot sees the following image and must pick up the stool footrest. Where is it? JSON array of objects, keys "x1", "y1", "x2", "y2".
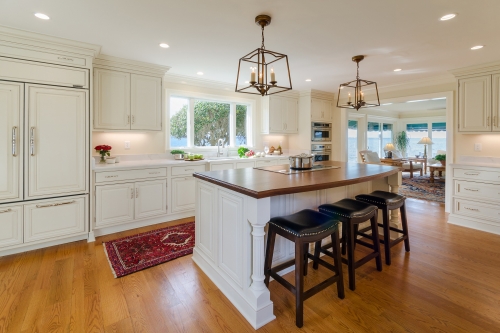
[
  {"x1": 270, "y1": 258, "x2": 296, "y2": 274},
  {"x1": 303, "y1": 275, "x2": 341, "y2": 301},
  {"x1": 307, "y1": 253, "x2": 338, "y2": 272},
  {"x1": 377, "y1": 223, "x2": 405, "y2": 234}
]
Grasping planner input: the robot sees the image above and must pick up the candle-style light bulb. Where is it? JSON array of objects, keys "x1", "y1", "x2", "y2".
[
  {"x1": 259, "y1": 71, "x2": 263, "y2": 84},
  {"x1": 348, "y1": 92, "x2": 351, "y2": 103},
  {"x1": 250, "y1": 67, "x2": 256, "y2": 83},
  {"x1": 270, "y1": 67, "x2": 276, "y2": 82}
]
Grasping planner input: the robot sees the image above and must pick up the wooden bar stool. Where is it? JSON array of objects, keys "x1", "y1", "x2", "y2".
[
  {"x1": 264, "y1": 209, "x2": 344, "y2": 328},
  {"x1": 317, "y1": 199, "x2": 382, "y2": 291},
  {"x1": 355, "y1": 191, "x2": 410, "y2": 265}
]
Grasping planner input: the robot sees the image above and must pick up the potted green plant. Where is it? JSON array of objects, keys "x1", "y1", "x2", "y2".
[
  {"x1": 393, "y1": 131, "x2": 410, "y2": 157},
  {"x1": 434, "y1": 154, "x2": 446, "y2": 166},
  {"x1": 170, "y1": 149, "x2": 186, "y2": 160}
]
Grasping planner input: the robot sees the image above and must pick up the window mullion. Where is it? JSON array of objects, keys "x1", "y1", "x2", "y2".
[
  {"x1": 188, "y1": 98, "x2": 195, "y2": 147},
  {"x1": 230, "y1": 103, "x2": 236, "y2": 147}
]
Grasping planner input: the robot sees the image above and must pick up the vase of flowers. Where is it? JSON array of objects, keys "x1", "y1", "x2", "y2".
[{"x1": 95, "y1": 145, "x2": 112, "y2": 163}]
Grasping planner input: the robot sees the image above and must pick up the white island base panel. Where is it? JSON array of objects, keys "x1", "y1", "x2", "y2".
[{"x1": 192, "y1": 173, "x2": 401, "y2": 329}]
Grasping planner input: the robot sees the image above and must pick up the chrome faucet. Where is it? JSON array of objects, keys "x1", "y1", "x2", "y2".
[{"x1": 217, "y1": 138, "x2": 225, "y2": 157}]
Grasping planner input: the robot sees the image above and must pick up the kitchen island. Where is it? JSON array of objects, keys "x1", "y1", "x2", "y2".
[{"x1": 192, "y1": 161, "x2": 401, "y2": 329}]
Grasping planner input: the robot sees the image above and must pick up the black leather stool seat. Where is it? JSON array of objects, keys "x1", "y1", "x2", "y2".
[
  {"x1": 269, "y1": 209, "x2": 338, "y2": 237},
  {"x1": 319, "y1": 199, "x2": 377, "y2": 222},
  {"x1": 355, "y1": 191, "x2": 405, "y2": 207}
]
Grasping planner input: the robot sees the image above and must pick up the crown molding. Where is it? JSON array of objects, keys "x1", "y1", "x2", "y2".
[
  {"x1": 0, "y1": 25, "x2": 101, "y2": 58},
  {"x1": 449, "y1": 60, "x2": 500, "y2": 78},
  {"x1": 299, "y1": 88, "x2": 336, "y2": 101},
  {"x1": 94, "y1": 54, "x2": 170, "y2": 77},
  {"x1": 164, "y1": 73, "x2": 300, "y2": 98},
  {"x1": 376, "y1": 74, "x2": 455, "y2": 94}
]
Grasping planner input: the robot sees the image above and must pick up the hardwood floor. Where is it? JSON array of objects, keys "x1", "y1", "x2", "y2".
[{"x1": 1, "y1": 199, "x2": 500, "y2": 332}]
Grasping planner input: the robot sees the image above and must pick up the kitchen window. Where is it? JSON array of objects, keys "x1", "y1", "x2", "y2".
[
  {"x1": 367, "y1": 122, "x2": 393, "y2": 157},
  {"x1": 169, "y1": 94, "x2": 252, "y2": 148},
  {"x1": 405, "y1": 121, "x2": 446, "y2": 157}
]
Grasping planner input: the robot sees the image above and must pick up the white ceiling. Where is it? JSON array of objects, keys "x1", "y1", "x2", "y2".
[
  {"x1": 372, "y1": 98, "x2": 447, "y2": 113},
  {"x1": 1, "y1": 0, "x2": 499, "y2": 92}
]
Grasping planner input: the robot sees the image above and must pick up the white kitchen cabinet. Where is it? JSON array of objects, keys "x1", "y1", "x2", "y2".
[
  {"x1": 171, "y1": 176, "x2": 196, "y2": 213},
  {"x1": 0, "y1": 204, "x2": 23, "y2": 248},
  {"x1": 135, "y1": 179, "x2": 167, "y2": 219},
  {"x1": 26, "y1": 85, "x2": 87, "y2": 199},
  {"x1": 311, "y1": 98, "x2": 332, "y2": 122},
  {"x1": 235, "y1": 161, "x2": 255, "y2": 169},
  {"x1": 261, "y1": 95, "x2": 299, "y2": 134},
  {"x1": 492, "y1": 74, "x2": 500, "y2": 132},
  {"x1": 458, "y1": 75, "x2": 491, "y2": 132},
  {"x1": 210, "y1": 162, "x2": 235, "y2": 171},
  {"x1": 95, "y1": 182, "x2": 135, "y2": 227},
  {"x1": 93, "y1": 68, "x2": 131, "y2": 130},
  {"x1": 24, "y1": 196, "x2": 87, "y2": 243},
  {"x1": 94, "y1": 67, "x2": 164, "y2": 131},
  {"x1": 255, "y1": 159, "x2": 278, "y2": 168},
  {"x1": 0, "y1": 82, "x2": 23, "y2": 203},
  {"x1": 131, "y1": 74, "x2": 162, "y2": 130}
]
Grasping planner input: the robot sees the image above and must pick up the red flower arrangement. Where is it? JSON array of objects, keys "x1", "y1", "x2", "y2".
[{"x1": 95, "y1": 145, "x2": 112, "y2": 162}]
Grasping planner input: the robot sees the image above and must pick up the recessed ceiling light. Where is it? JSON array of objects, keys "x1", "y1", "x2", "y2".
[
  {"x1": 197, "y1": 72, "x2": 203, "y2": 75},
  {"x1": 407, "y1": 99, "x2": 430, "y2": 103},
  {"x1": 381, "y1": 103, "x2": 393, "y2": 105},
  {"x1": 159, "y1": 43, "x2": 169, "y2": 48},
  {"x1": 471, "y1": 45, "x2": 484, "y2": 50},
  {"x1": 34, "y1": 13, "x2": 50, "y2": 20},
  {"x1": 305, "y1": 79, "x2": 312, "y2": 82},
  {"x1": 440, "y1": 14, "x2": 456, "y2": 21},
  {"x1": 394, "y1": 68, "x2": 402, "y2": 72}
]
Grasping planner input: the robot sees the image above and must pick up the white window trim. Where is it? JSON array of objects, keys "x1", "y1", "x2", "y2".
[
  {"x1": 166, "y1": 89, "x2": 255, "y2": 150},
  {"x1": 400, "y1": 115, "x2": 447, "y2": 157},
  {"x1": 366, "y1": 116, "x2": 397, "y2": 157}
]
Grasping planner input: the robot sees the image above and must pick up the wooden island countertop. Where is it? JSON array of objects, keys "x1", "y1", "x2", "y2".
[{"x1": 193, "y1": 161, "x2": 401, "y2": 199}]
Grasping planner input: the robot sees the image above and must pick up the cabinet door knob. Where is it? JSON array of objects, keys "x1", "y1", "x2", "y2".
[{"x1": 12, "y1": 126, "x2": 17, "y2": 156}]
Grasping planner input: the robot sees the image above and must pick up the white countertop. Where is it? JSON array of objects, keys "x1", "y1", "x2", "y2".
[{"x1": 93, "y1": 155, "x2": 290, "y2": 171}]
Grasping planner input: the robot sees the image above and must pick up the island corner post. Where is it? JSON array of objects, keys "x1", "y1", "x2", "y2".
[{"x1": 192, "y1": 162, "x2": 402, "y2": 329}]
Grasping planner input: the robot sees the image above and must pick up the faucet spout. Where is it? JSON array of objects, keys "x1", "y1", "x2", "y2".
[{"x1": 217, "y1": 138, "x2": 225, "y2": 157}]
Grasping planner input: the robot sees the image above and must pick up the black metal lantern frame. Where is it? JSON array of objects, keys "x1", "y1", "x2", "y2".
[
  {"x1": 337, "y1": 55, "x2": 380, "y2": 110},
  {"x1": 235, "y1": 15, "x2": 292, "y2": 96}
]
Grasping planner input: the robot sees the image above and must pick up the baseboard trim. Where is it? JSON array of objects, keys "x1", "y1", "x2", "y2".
[
  {"x1": 448, "y1": 214, "x2": 500, "y2": 235},
  {"x1": 0, "y1": 233, "x2": 88, "y2": 257}
]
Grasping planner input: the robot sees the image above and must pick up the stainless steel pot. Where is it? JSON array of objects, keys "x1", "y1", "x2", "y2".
[
  {"x1": 173, "y1": 154, "x2": 184, "y2": 160},
  {"x1": 289, "y1": 153, "x2": 315, "y2": 169}
]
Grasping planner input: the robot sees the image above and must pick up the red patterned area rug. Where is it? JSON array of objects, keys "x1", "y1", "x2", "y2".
[
  {"x1": 103, "y1": 222, "x2": 195, "y2": 278},
  {"x1": 399, "y1": 174, "x2": 445, "y2": 203}
]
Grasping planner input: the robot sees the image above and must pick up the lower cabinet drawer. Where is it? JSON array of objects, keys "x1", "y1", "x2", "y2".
[
  {"x1": 255, "y1": 160, "x2": 277, "y2": 167},
  {"x1": 235, "y1": 161, "x2": 255, "y2": 169},
  {"x1": 454, "y1": 168, "x2": 500, "y2": 183},
  {"x1": 0, "y1": 204, "x2": 23, "y2": 248},
  {"x1": 95, "y1": 167, "x2": 167, "y2": 183},
  {"x1": 454, "y1": 198, "x2": 500, "y2": 223},
  {"x1": 454, "y1": 180, "x2": 500, "y2": 202},
  {"x1": 210, "y1": 163, "x2": 234, "y2": 171},
  {"x1": 171, "y1": 164, "x2": 206, "y2": 176},
  {"x1": 24, "y1": 196, "x2": 87, "y2": 243}
]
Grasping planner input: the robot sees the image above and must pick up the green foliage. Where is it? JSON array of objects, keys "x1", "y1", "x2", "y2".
[
  {"x1": 393, "y1": 131, "x2": 410, "y2": 154},
  {"x1": 434, "y1": 154, "x2": 446, "y2": 161},
  {"x1": 238, "y1": 147, "x2": 249, "y2": 158},
  {"x1": 170, "y1": 149, "x2": 185, "y2": 155},
  {"x1": 170, "y1": 102, "x2": 248, "y2": 146}
]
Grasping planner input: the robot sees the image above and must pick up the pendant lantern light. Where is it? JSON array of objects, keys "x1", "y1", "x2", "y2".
[
  {"x1": 235, "y1": 15, "x2": 292, "y2": 96},
  {"x1": 337, "y1": 55, "x2": 380, "y2": 110}
]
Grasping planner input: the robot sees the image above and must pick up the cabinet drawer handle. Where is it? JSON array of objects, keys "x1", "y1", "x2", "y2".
[
  {"x1": 58, "y1": 56, "x2": 74, "y2": 61},
  {"x1": 132, "y1": 115, "x2": 135, "y2": 124},
  {"x1": 464, "y1": 207, "x2": 479, "y2": 212},
  {"x1": 148, "y1": 171, "x2": 161, "y2": 174},
  {"x1": 464, "y1": 172, "x2": 479, "y2": 176},
  {"x1": 463, "y1": 188, "x2": 479, "y2": 192},
  {"x1": 0, "y1": 208, "x2": 12, "y2": 214},
  {"x1": 36, "y1": 200, "x2": 75, "y2": 208},
  {"x1": 131, "y1": 188, "x2": 134, "y2": 199},
  {"x1": 127, "y1": 115, "x2": 130, "y2": 124},
  {"x1": 487, "y1": 116, "x2": 491, "y2": 127},
  {"x1": 105, "y1": 175, "x2": 119, "y2": 178},
  {"x1": 135, "y1": 188, "x2": 139, "y2": 198},
  {"x1": 12, "y1": 126, "x2": 17, "y2": 156},
  {"x1": 30, "y1": 127, "x2": 35, "y2": 156},
  {"x1": 185, "y1": 169, "x2": 194, "y2": 171}
]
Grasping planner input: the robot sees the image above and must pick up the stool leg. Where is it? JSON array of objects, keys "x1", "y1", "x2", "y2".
[
  {"x1": 341, "y1": 222, "x2": 347, "y2": 255},
  {"x1": 330, "y1": 230, "x2": 345, "y2": 299},
  {"x1": 353, "y1": 224, "x2": 359, "y2": 250},
  {"x1": 400, "y1": 202, "x2": 410, "y2": 252},
  {"x1": 370, "y1": 214, "x2": 382, "y2": 272},
  {"x1": 382, "y1": 207, "x2": 391, "y2": 265},
  {"x1": 312, "y1": 241, "x2": 321, "y2": 270},
  {"x1": 303, "y1": 243, "x2": 309, "y2": 276},
  {"x1": 264, "y1": 228, "x2": 276, "y2": 288},
  {"x1": 346, "y1": 222, "x2": 356, "y2": 291},
  {"x1": 295, "y1": 240, "x2": 304, "y2": 328}
]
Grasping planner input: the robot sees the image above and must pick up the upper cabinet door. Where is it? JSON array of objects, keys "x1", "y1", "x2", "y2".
[
  {"x1": 94, "y1": 68, "x2": 130, "y2": 130},
  {"x1": 26, "y1": 85, "x2": 87, "y2": 199},
  {"x1": 0, "y1": 82, "x2": 23, "y2": 203},
  {"x1": 311, "y1": 98, "x2": 323, "y2": 121},
  {"x1": 283, "y1": 97, "x2": 298, "y2": 133},
  {"x1": 268, "y1": 96, "x2": 284, "y2": 133},
  {"x1": 130, "y1": 74, "x2": 162, "y2": 130},
  {"x1": 492, "y1": 74, "x2": 500, "y2": 132},
  {"x1": 458, "y1": 75, "x2": 491, "y2": 132}
]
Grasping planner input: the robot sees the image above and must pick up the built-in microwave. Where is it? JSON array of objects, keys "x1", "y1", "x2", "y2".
[
  {"x1": 311, "y1": 144, "x2": 331, "y2": 162},
  {"x1": 311, "y1": 122, "x2": 332, "y2": 142}
]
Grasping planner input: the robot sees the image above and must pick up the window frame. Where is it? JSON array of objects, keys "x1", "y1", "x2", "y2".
[
  {"x1": 166, "y1": 89, "x2": 255, "y2": 150},
  {"x1": 400, "y1": 116, "x2": 447, "y2": 157},
  {"x1": 366, "y1": 116, "x2": 397, "y2": 158}
]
